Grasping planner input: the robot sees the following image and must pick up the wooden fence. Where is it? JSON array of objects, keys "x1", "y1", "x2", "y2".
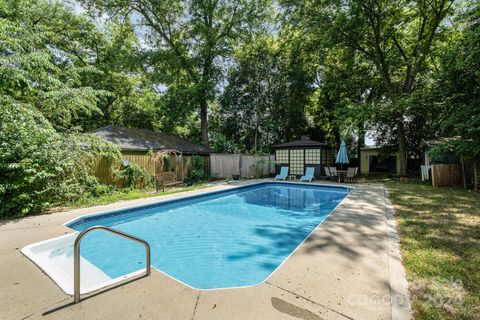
[
  {"x1": 431, "y1": 164, "x2": 463, "y2": 187},
  {"x1": 210, "y1": 154, "x2": 275, "y2": 179},
  {"x1": 92, "y1": 153, "x2": 205, "y2": 186}
]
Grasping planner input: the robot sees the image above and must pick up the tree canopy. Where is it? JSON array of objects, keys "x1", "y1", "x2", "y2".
[{"x1": 1, "y1": 0, "x2": 479, "y2": 216}]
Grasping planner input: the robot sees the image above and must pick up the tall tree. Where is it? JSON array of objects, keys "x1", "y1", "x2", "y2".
[
  {"x1": 81, "y1": 0, "x2": 270, "y2": 145},
  {"x1": 0, "y1": 0, "x2": 107, "y2": 130},
  {"x1": 432, "y1": 2, "x2": 480, "y2": 188},
  {"x1": 282, "y1": 0, "x2": 455, "y2": 175},
  {"x1": 217, "y1": 35, "x2": 313, "y2": 153}
]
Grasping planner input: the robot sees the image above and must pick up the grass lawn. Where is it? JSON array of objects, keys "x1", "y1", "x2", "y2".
[
  {"x1": 386, "y1": 181, "x2": 480, "y2": 320},
  {"x1": 66, "y1": 184, "x2": 208, "y2": 209}
]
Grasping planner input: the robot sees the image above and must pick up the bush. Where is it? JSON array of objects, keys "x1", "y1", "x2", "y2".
[
  {"x1": 185, "y1": 156, "x2": 207, "y2": 185},
  {"x1": 0, "y1": 103, "x2": 120, "y2": 218},
  {"x1": 114, "y1": 163, "x2": 153, "y2": 189}
]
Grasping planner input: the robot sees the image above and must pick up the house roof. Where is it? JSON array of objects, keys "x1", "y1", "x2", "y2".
[
  {"x1": 91, "y1": 125, "x2": 214, "y2": 155},
  {"x1": 271, "y1": 135, "x2": 329, "y2": 148}
]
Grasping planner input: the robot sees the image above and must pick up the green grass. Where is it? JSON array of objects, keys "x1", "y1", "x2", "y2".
[
  {"x1": 66, "y1": 184, "x2": 208, "y2": 209},
  {"x1": 385, "y1": 181, "x2": 480, "y2": 319}
]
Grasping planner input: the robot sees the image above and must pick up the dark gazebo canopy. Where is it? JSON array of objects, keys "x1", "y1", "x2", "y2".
[{"x1": 271, "y1": 135, "x2": 329, "y2": 148}]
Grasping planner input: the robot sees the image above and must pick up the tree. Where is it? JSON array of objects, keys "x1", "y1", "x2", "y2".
[
  {"x1": 282, "y1": 0, "x2": 456, "y2": 175},
  {"x1": 0, "y1": 0, "x2": 108, "y2": 130},
  {"x1": 0, "y1": 100, "x2": 120, "y2": 217},
  {"x1": 80, "y1": 0, "x2": 271, "y2": 145},
  {"x1": 76, "y1": 21, "x2": 161, "y2": 131},
  {"x1": 432, "y1": 3, "x2": 480, "y2": 189},
  {"x1": 217, "y1": 35, "x2": 313, "y2": 153}
]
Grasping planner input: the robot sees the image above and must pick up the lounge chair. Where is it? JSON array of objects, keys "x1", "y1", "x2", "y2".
[
  {"x1": 300, "y1": 167, "x2": 315, "y2": 182},
  {"x1": 324, "y1": 167, "x2": 332, "y2": 180},
  {"x1": 275, "y1": 166, "x2": 289, "y2": 180},
  {"x1": 345, "y1": 167, "x2": 357, "y2": 183},
  {"x1": 329, "y1": 167, "x2": 338, "y2": 177}
]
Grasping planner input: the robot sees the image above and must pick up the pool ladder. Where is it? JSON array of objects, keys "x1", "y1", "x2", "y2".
[{"x1": 73, "y1": 226, "x2": 151, "y2": 303}]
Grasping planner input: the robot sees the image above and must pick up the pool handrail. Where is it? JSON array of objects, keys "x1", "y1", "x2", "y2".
[{"x1": 74, "y1": 225, "x2": 151, "y2": 303}]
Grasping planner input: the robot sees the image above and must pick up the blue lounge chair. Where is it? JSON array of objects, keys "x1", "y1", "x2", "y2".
[
  {"x1": 275, "y1": 166, "x2": 289, "y2": 180},
  {"x1": 300, "y1": 167, "x2": 315, "y2": 182}
]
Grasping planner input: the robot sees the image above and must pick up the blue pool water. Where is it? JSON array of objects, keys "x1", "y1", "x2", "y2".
[{"x1": 67, "y1": 183, "x2": 350, "y2": 289}]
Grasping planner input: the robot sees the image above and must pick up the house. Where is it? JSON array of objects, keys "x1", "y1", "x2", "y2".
[
  {"x1": 271, "y1": 136, "x2": 334, "y2": 177},
  {"x1": 91, "y1": 125, "x2": 213, "y2": 184},
  {"x1": 360, "y1": 147, "x2": 401, "y2": 175}
]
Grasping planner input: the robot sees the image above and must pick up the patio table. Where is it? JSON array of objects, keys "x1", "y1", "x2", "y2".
[{"x1": 336, "y1": 170, "x2": 348, "y2": 183}]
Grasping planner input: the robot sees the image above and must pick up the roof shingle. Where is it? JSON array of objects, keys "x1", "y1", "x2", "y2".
[
  {"x1": 271, "y1": 136, "x2": 329, "y2": 148},
  {"x1": 91, "y1": 125, "x2": 213, "y2": 155}
]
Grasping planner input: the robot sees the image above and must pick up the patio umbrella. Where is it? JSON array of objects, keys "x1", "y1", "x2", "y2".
[{"x1": 335, "y1": 140, "x2": 350, "y2": 170}]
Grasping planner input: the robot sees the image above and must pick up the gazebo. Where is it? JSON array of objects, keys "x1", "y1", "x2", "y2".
[{"x1": 271, "y1": 136, "x2": 334, "y2": 177}]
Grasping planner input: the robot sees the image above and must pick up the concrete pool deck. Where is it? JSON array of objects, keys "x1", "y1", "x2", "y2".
[{"x1": 0, "y1": 182, "x2": 411, "y2": 320}]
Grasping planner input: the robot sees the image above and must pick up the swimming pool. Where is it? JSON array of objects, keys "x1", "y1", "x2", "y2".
[{"x1": 22, "y1": 182, "x2": 350, "y2": 293}]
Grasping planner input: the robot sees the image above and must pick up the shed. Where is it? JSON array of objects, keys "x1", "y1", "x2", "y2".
[
  {"x1": 360, "y1": 147, "x2": 401, "y2": 175},
  {"x1": 271, "y1": 136, "x2": 334, "y2": 177}
]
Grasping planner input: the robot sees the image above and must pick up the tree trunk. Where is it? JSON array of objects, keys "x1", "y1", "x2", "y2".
[
  {"x1": 254, "y1": 112, "x2": 259, "y2": 154},
  {"x1": 357, "y1": 122, "x2": 365, "y2": 168},
  {"x1": 200, "y1": 97, "x2": 209, "y2": 145},
  {"x1": 199, "y1": 54, "x2": 213, "y2": 146},
  {"x1": 397, "y1": 119, "x2": 407, "y2": 176}
]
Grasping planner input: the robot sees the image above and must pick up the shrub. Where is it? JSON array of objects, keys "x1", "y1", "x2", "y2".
[
  {"x1": 0, "y1": 102, "x2": 120, "y2": 218},
  {"x1": 185, "y1": 156, "x2": 207, "y2": 185},
  {"x1": 114, "y1": 163, "x2": 153, "y2": 189},
  {"x1": 163, "y1": 155, "x2": 175, "y2": 172}
]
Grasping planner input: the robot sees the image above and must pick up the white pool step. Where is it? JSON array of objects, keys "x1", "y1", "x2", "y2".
[{"x1": 21, "y1": 233, "x2": 115, "y2": 295}]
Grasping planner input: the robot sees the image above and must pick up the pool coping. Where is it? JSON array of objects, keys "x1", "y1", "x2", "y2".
[
  {"x1": 21, "y1": 181, "x2": 353, "y2": 295},
  {"x1": 385, "y1": 188, "x2": 412, "y2": 320}
]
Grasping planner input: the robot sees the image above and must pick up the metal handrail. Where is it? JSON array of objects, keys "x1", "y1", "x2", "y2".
[{"x1": 74, "y1": 226, "x2": 151, "y2": 303}]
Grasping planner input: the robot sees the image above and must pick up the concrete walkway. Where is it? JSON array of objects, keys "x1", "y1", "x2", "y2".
[{"x1": 0, "y1": 183, "x2": 410, "y2": 320}]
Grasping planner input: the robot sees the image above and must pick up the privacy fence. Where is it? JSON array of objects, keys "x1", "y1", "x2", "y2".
[
  {"x1": 92, "y1": 152, "x2": 274, "y2": 186},
  {"x1": 431, "y1": 160, "x2": 479, "y2": 191},
  {"x1": 92, "y1": 152, "x2": 208, "y2": 187},
  {"x1": 209, "y1": 154, "x2": 275, "y2": 179}
]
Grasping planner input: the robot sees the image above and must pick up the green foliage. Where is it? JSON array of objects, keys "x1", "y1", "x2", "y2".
[
  {"x1": 217, "y1": 35, "x2": 313, "y2": 153},
  {"x1": 79, "y1": 0, "x2": 272, "y2": 143},
  {"x1": 163, "y1": 156, "x2": 175, "y2": 172},
  {"x1": 185, "y1": 156, "x2": 207, "y2": 185},
  {"x1": 0, "y1": 102, "x2": 120, "y2": 217},
  {"x1": 210, "y1": 132, "x2": 239, "y2": 153},
  {"x1": 0, "y1": 0, "x2": 109, "y2": 130},
  {"x1": 253, "y1": 157, "x2": 269, "y2": 178},
  {"x1": 114, "y1": 163, "x2": 153, "y2": 189},
  {"x1": 432, "y1": 3, "x2": 480, "y2": 158},
  {"x1": 280, "y1": 0, "x2": 457, "y2": 175}
]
